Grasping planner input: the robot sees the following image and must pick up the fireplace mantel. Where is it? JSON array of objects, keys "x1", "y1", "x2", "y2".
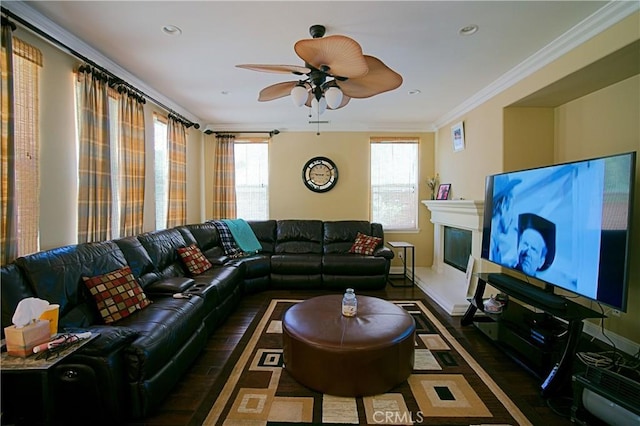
[
  {"x1": 421, "y1": 200, "x2": 484, "y2": 231},
  {"x1": 417, "y1": 199, "x2": 485, "y2": 315}
]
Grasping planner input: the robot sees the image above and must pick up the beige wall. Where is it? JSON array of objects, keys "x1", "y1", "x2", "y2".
[
  {"x1": 503, "y1": 108, "x2": 555, "y2": 172},
  {"x1": 25, "y1": 30, "x2": 79, "y2": 249},
  {"x1": 555, "y1": 75, "x2": 640, "y2": 339},
  {"x1": 434, "y1": 13, "x2": 639, "y2": 343},
  {"x1": 16, "y1": 28, "x2": 204, "y2": 250}
]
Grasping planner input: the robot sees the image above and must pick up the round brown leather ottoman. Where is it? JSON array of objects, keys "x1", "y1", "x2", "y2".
[{"x1": 282, "y1": 295, "x2": 415, "y2": 397}]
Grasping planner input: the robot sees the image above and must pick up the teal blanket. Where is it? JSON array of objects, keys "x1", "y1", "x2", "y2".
[{"x1": 222, "y1": 219, "x2": 262, "y2": 253}]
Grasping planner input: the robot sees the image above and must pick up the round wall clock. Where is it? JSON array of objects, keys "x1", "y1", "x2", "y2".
[{"x1": 302, "y1": 156, "x2": 338, "y2": 193}]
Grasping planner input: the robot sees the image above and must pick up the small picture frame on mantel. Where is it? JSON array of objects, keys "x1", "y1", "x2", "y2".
[
  {"x1": 436, "y1": 183, "x2": 451, "y2": 200},
  {"x1": 451, "y1": 121, "x2": 465, "y2": 152}
]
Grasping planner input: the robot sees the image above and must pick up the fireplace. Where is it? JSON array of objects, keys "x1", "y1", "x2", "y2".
[
  {"x1": 443, "y1": 226, "x2": 472, "y2": 272},
  {"x1": 420, "y1": 200, "x2": 485, "y2": 315}
]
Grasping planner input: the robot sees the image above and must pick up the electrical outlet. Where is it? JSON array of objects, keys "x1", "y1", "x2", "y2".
[{"x1": 611, "y1": 309, "x2": 621, "y2": 317}]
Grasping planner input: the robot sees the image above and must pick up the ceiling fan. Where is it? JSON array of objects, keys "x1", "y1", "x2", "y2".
[{"x1": 236, "y1": 24, "x2": 403, "y2": 114}]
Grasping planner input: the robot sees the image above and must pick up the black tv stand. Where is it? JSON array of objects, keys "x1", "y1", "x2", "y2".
[{"x1": 461, "y1": 273, "x2": 604, "y2": 398}]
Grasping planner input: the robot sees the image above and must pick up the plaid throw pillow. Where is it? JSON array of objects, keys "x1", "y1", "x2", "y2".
[
  {"x1": 83, "y1": 266, "x2": 151, "y2": 324},
  {"x1": 177, "y1": 244, "x2": 213, "y2": 275},
  {"x1": 349, "y1": 232, "x2": 382, "y2": 255},
  {"x1": 211, "y1": 220, "x2": 244, "y2": 258}
]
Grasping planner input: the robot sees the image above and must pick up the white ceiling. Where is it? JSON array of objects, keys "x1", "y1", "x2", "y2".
[{"x1": 6, "y1": 1, "x2": 632, "y2": 133}]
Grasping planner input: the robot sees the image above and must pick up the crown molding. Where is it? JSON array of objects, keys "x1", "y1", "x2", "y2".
[
  {"x1": 2, "y1": 0, "x2": 202, "y2": 125},
  {"x1": 433, "y1": 1, "x2": 640, "y2": 130}
]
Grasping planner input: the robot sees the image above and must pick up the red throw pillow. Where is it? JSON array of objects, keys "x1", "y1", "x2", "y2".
[
  {"x1": 83, "y1": 266, "x2": 151, "y2": 324},
  {"x1": 349, "y1": 232, "x2": 382, "y2": 255},
  {"x1": 177, "y1": 244, "x2": 213, "y2": 275}
]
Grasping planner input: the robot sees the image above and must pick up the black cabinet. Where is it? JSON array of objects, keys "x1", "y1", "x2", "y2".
[{"x1": 462, "y1": 273, "x2": 604, "y2": 397}]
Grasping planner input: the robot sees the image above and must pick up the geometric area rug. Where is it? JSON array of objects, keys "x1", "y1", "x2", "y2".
[{"x1": 197, "y1": 299, "x2": 533, "y2": 425}]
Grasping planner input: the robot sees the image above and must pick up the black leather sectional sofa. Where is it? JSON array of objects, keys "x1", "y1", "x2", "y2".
[{"x1": 1, "y1": 219, "x2": 393, "y2": 423}]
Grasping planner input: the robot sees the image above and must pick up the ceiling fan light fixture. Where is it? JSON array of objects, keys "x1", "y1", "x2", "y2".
[
  {"x1": 311, "y1": 97, "x2": 327, "y2": 115},
  {"x1": 324, "y1": 86, "x2": 343, "y2": 109},
  {"x1": 291, "y1": 83, "x2": 308, "y2": 107}
]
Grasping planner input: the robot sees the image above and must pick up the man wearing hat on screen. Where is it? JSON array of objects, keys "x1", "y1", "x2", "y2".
[
  {"x1": 516, "y1": 213, "x2": 556, "y2": 277},
  {"x1": 490, "y1": 175, "x2": 522, "y2": 267}
]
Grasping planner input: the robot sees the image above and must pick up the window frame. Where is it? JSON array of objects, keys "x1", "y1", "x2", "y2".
[
  {"x1": 370, "y1": 137, "x2": 420, "y2": 232},
  {"x1": 153, "y1": 113, "x2": 169, "y2": 229},
  {"x1": 234, "y1": 137, "x2": 269, "y2": 220}
]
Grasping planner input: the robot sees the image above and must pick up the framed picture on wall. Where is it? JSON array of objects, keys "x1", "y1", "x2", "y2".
[
  {"x1": 436, "y1": 183, "x2": 451, "y2": 200},
  {"x1": 451, "y1": 121, "x2": 465, "y2": 152}
]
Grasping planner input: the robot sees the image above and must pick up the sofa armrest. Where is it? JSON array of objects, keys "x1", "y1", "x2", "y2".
[
  {"x1": 374, "y1": 246, "x2": 394, "y2": 260},
  {"x1": 205, "y1": 253, "x2": 230, "y2": 266},
  {"x1": 145, "y1": 276, "x2": 194, "y2": 295},
  {"x1": 64, "y1": 325, "x2": 139, "y2": 356}
]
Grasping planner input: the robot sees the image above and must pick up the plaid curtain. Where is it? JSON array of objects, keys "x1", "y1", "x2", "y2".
[
  {"x1": 166, "y1": 116, "x2": 187, "y2": 227},
  {"x1": 211, "y1": 134, "x2": 237, "y2": 219},
  {"x1": 1, "y1": 20, "x2": 17, "y2": 264},
  {"x1": 76, "y1": 65, "x2": 112, "y2": 242},
  {"x1": 118, "y1": 89, "x2": 145, "y2": 236}
]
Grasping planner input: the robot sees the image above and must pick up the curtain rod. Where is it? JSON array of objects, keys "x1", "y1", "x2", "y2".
[
  {"x1": 1, "y1": 8, "x2": 199, "y2": 129},
  {"x1": 206, "y1": 129, "x2": 280, "y2": 137}
]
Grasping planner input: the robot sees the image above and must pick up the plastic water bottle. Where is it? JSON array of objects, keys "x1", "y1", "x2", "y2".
[{"x1": 342, "y1": 288, "x2": 357, "y2": 317}]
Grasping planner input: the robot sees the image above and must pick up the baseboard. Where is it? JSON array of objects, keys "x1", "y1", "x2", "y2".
[
  {"x1": 582, "y1": 320, "x2": 639, "y2": 357},
  {"x1": 389, "y1": 266, "x2": 409, "y2": 277}
]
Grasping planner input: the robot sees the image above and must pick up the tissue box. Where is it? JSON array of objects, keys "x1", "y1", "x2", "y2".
[{"x1": 4, "y1": 320, "x2": 51, "y2": 357}]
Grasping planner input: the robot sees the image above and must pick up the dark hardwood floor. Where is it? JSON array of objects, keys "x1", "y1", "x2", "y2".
[{"x1": 127, "y1": 284, "x2": 574, "y2": 425}]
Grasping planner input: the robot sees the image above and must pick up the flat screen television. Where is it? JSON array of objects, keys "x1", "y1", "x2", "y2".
[{"x1": 481, "y1": 151, "x2": 636, "y2": 312}]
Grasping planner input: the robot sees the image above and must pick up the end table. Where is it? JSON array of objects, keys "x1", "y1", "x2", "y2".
[
  {"x1": 387, "y1": 241, "x2": 415, "y2": 288},
  {"x1": 1, "y1": 333, "x2": 98, "y2": 425}
]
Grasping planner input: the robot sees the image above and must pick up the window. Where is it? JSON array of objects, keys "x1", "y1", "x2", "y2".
[
  {"x1": 370, "y1": 137, "x2": 419, "y2": 231},
  {"x1": 153, "y1": 114, "x2": 169, "y2": 229},
  {"x1": 108, "y1": 95, "x2": 120, "y2": 237},
  {"x1": 7, "y1": 38, "x2": 42, "y2": 256},
  {"x1": 235, "y1": 139, "x2": 269, "y2": 220}
]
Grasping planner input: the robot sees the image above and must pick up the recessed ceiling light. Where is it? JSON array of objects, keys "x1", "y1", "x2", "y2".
[
  {"x1": 408, "y1": 89, "x2": 421, "y2": 95},
  {"x1": 162, "y1": 25, "x2": 182, "y2": 36},
  {"x1": 459, "y1": 24, "x2": 479, "y2": 36}
]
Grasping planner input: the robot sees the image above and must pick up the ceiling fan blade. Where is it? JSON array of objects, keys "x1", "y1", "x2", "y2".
[
  {"x1": 338, "y1": 55, "x2": 403, "y2": 99},
  {"x1": 295, "y1": 35, "x2": 368, "y2": 79},
  {"x1": 258, "y1": 81, "x2": 299, "y2": 101},
  {"x1": 236, "y1": 64, "x2": 310, "y2": 75}
]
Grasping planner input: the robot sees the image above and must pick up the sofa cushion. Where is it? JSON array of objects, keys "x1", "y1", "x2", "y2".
[
  {"x1": 323, "y1": 221, "x2": 376, "y2": 254},
  {"x1": 114, "y1": 236, "x2": 160, "y2": 287},
  {"x1": 137, "y1": 229, "x2": 188, "y2": 279},
  {"x1": 120, "y1": 296, "x2": 205, "y2": 381},
  {"x1": 183, "y1": 223, "x2": 220, "y2": 252},
  {"x1": 271, "y1": 254, "x2": 322, "y2": 274},
  {"x1": 349, "y1": 232, "x2": 382, "y2": 255},
  {"x1": 15, "y1": 241, "x2": 128, "y2": 320},
  {"x1": 323, "y1": 254, "x2": 389, "y2": 275},
  {"x1": 248, "y1": 220, "x2": 277, "y2": 253},
  {"x1": 83, "y1": 266, "x2": 152, "y2": 324},
  {"x1": 177, "y1": 244, "x2": 212, "y2": 275},
  {"x1": 275, "y1": 220, "x2": 323, "y2": 254}
]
